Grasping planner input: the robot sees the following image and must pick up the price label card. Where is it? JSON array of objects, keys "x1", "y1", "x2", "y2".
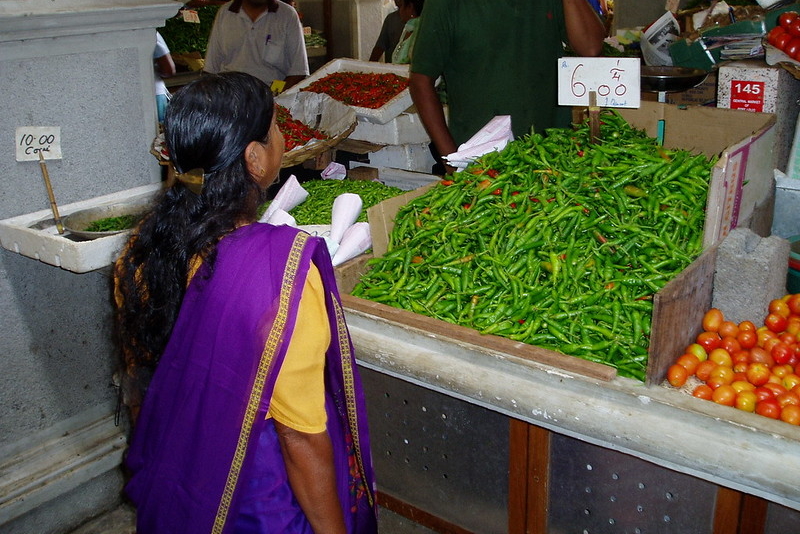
[
  {"x1": 182, "y1": 9, "x2": 200, "y2": 23},
  {"x1": 557, "y1": 57, "x2": 641, "y2": 108},
  {"x1": 15, "y1": 126, "x2": 62, "y2": 161},
  {"x1": 729, "y1": 80, "x2": 764, "y2": 112}
]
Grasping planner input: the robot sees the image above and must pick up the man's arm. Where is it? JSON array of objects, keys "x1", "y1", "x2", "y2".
[
  {"x1": 283, "y1": 74, "x2": 306, "y2": 90},
  {"x1": 563, "y1": 0, "x2": 606, "y2": 57},
  {"x1": 410, "y1": 72, "x2": 456, "y2": 173},
  {"x1": 369, "y1": 45, "x2": 385, "y2": 62},
  {"x1": 275, "y1": 421, "x2": 346, "y2": 534}
]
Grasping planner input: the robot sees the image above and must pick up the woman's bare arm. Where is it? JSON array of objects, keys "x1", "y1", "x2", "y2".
[{"x1": 274, "y1": 421, "x2": 346, "y2": 534}]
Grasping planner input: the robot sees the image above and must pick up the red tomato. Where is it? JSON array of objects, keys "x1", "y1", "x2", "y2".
[
  {"x1": 779, "y1": 11, "x2": 799, "y2": 29},
  {"x1": 737, "y1": 329, "x2": 757, "y2": 349},
  {"x1": 709, "y1": 348, "x2": 733, "y2": 367},
  {"x1": 685, "y1": 343, "x2": 708, "y2": 362},
  {"x1": 756, "y1": 399, "x2": 781, "y2": 419},
  {"x1": 769, "y1": 25, "x2": 787, "y2": 46},
  {"x1": 675, "y1": 353, "x2": 700, "y2": 375},
  {"x1": 739, "y1": 320, "x2": 756, "y2": 333},
  {"x1": 720, "y1": 336, "x2": 741, "y2": 355},
  {"x1": 784, "y1": 37, "x2": 800, "y2": 59},
  {"x1": 790, "y1": 19, "x2": 800, "y2": 38},
  {"x1": 702, "y1": 308, "x2": 724, "y2": 333},
  {"x1": 765, "y1": 313, "x2": 789, "y2": 334},
  {"x1": 783, "y1": 373, "x2": 800, "y2": 391},
  {"x1": 697, "y1": 331, "x2": 722, "y2": 353},
  {"x1": 749, "y1": 346, "x2": 774, "y2": 367},
  {"x1": 712, "y1": 385, "x2": 736, "y2": 406},
  {"x1": 772, "y1": 341, "x2": 793, "y2": 365},
  {"x1": 769, "y1": 298, "x2": 791, "y2": 318},
  {"x1": 763, "y1": 382, "x2": 788, "y2": 397},
  {"x1": 776, "y1": 391, "x2": 800, "y2": 407},
  {"x1": 746, "y1": 362, "x2": 771, "y2": 387},
  {"x1": 780, "y1": 404, "x2": 800, "y2": 425},
  {"x1": 735, "y1": 390, "x2": 757, "y2": 412},
  {"x1": 667, "y1": 364, "x2": 688, "y2": 388},
  {"x1": 754, "y1": 386, "x2": 775, "y2": 402},
  {"x1": 695, "y1": 360, "x2": 718, "y2": 382},
  {"x1": 692, "y1": 384, "x2": 713, "y2": 400},
  {"x1": 718, "y1": 321, "x2": 739, "y2": 339},
  {"x1": 786, "y1": 294, "x2": 800, "y2": 316},
  {"x1": 776, "y1": 31, "x2": 794, "y2": 52}
]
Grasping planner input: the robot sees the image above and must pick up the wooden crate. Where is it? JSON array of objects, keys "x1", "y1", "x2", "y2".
[{"x1": 336, "y1": 102, "x2": 777, "y2": 384}]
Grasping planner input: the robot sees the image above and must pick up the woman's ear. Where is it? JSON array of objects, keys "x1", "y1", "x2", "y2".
[{"x1": 244, "y1": 141, "x2": 264, "y2": 178}]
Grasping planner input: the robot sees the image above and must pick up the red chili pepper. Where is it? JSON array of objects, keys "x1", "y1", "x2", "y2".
[
  {"x1": 302, "y1": 72, "x2": 409, "y2": 109},
  {"x1": 487, "y1": 169, "x2": 499, "y2": 178},
  {"x1": 276, "y1": 105, "x2": 327, "y2": 151}
]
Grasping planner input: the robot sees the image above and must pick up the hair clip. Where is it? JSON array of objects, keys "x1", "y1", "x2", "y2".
[{"x1": 174, "y1": 167, "x2": 205, "y2": 195}]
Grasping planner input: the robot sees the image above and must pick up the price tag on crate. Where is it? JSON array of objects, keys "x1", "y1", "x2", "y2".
[{"x1": 557, "y1": 57, "x2": 641, "y2": 108}]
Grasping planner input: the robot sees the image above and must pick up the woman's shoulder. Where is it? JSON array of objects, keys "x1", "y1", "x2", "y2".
[{"x1": 232, "y1": 223, "x2": 322, "y2": 252}]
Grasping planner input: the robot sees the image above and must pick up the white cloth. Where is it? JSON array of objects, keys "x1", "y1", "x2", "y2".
[
  {"x1": 154, "y1": 31, "x2": 171, "y2": 97},
  {"x1": 204, "y1": 1, "x2": 309, "y2": 86},
  {"x1": 444, "y1": 115, "x2": 513, "y2": 170}
]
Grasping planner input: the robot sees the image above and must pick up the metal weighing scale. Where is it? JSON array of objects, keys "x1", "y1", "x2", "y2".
[{"x1": 640, "y1": 66, "x2": 709, "y2": 144}]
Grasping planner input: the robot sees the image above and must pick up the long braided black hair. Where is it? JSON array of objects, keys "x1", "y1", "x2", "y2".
[{"x1": 115, "y1": 72, "x2": 276, "y2": 403}]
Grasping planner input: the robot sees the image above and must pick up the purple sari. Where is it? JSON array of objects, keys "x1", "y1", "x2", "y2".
[{"x1": 124, "y1": 223, "x2": 377, "y2": 533}]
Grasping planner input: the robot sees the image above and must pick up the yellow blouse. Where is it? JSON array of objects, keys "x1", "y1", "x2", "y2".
[{"x1": 267, "y1": 263, "x2": 330, "y2": 433}]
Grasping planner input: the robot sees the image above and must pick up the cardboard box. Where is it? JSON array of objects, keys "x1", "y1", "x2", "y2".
[
  {"x1": 717, "y1": 59, "x2": 800, "y2": 171},
  {"x1": 339, "y1": 102, "x2": 776, "y2": 385},
  {"x1": 666, "y1": 71, "x2": 717, "y2": 106}
]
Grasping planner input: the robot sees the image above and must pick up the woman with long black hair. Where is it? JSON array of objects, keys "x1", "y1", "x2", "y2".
[{"x1": 114, "y1": 71, "x2": 377, "y2": 534}]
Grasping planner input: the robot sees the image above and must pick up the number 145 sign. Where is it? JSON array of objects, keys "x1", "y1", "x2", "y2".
[{"x1": 729, "y1": 80, "x2": 765, "y2": 112}]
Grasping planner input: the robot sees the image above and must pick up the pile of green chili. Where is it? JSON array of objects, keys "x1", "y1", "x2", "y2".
[
  {"x1": 84, "y1": 214, "x2": 139, "y2": 233},
  {"x1": 258, "y1": 179, "x2": 405, "y2": 225},
  {"x1": 351, "y1": 110, "x2": 716, "y2": 381}
]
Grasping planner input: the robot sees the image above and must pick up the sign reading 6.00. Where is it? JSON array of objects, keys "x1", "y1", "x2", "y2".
[
  {"x1": 557, "y1": 57, "x2": 641, "y2": 109},
  {"x1": 15, "y1": 126, "x2": 62, "y2": 161}
]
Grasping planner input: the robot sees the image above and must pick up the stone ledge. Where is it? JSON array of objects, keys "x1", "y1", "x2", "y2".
[{"x1": 0, "y1": 406, "x2": 127, "y2": 527}]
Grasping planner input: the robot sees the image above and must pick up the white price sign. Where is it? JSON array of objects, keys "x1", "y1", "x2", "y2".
[
  {"x1": 16, "y1": 126, "x2": 62, "y2": 161},
  {"x1": 557, "y1": 57, "x2": 641, "y2": 108}
]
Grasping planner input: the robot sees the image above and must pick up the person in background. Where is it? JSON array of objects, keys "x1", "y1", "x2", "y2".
[
  {"x1": 115, "y1": 72, "x2": 377, "y2": 534},
  {"x1": 391, "y1": 0, "x2": 424, "y2": 65},
  {"x1": 153, "y1": 31, "x2": 176, "y2": 123},
  {"x1": 204, "y1": 0, "x2": 309, "y2": 91},
  {"x1": 409, "y1": 0, "x2": 606, "y2": 173},
  {"x1": 368, "y1": 0, "x2": 403, "y2": 63}
]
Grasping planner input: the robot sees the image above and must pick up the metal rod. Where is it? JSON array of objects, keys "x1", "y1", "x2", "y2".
[{"x1": 38, "y1": 151, "x2": 64, "y2": 234}]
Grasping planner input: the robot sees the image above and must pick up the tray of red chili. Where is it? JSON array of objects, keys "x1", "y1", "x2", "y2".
[
  {"x1": 274, "y1": 91, "x2": 357, "y2": 167},
  {"x1": 284, "y1": 58, "x2": 412, "y2": 125}
]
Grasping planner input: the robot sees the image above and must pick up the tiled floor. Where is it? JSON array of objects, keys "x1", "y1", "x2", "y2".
[{"x1": 69, "y1": 503, "x2": 437, "y2": 534}]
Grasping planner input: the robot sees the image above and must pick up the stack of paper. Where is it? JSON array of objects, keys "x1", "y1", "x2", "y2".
[{"x1": 443, "y1": 115, "x2": 514, "y2": 170}]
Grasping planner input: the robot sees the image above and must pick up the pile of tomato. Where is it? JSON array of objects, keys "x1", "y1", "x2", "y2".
[
  {"x1": 666, "y1": 294, "x2": 800, "y2": 426},
  {"x1": 276, "y1": 105, "x2": 328, "y2": 151},
  {"x1": 766, "y1": 11, "x2": 800, "y2": 61}
]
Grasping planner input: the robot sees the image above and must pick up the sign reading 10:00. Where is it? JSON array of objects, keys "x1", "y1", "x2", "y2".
[{"x1": 16, "y1": 126, "x2": 62, "y2": 161}]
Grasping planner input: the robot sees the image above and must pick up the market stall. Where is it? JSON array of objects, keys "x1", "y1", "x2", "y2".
[{"x1": 5, "y1": 2, "x2": 800, "y2": 533}]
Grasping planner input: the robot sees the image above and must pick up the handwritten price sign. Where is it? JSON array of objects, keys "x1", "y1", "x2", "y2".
[
  {"x1": 16, "y1": 126, "x2": 62, "y2": 161},
  {"x1": 557, "y1": 57, "x2": 640, "y2": 108}
]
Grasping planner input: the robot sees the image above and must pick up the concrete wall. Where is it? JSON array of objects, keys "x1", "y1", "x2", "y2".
[{"x1": 0, "y1": 1, "x2": 179, "y2": 531}]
